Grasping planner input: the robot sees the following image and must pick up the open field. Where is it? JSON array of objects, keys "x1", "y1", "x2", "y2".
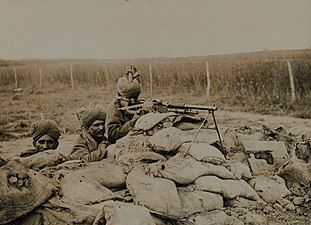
[{"x1": 1, "y1": 49, "x2": 311, "y2": 119}]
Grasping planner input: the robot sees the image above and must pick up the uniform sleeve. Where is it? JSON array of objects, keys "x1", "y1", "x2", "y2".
[
  {"x1": 69, "y1": 139, "x2": 107, "y2": 162},
  {"x1": 105, "y1": 102, "x2": 134, "y2": 144},
  {"x1": 19, "y1": 149, "x2": 38, "y2": 157}
]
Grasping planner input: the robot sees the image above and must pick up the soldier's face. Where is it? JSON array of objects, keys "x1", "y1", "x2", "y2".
[
  {"x1": 35, "y1": 134, "x2": 57, "y2": 152},
  {"x1": 87, "y1": 120, "x2": 105, "y2": 140}
]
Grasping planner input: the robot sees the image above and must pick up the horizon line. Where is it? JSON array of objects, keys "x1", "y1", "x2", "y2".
[{"x1": 1, "y1": 47, "x2": 310, "y2": 61}]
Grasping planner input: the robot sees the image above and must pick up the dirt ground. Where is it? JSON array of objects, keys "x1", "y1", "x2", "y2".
[{"x1": 0, "y1": 88, "x2": 310, "y2": 224}]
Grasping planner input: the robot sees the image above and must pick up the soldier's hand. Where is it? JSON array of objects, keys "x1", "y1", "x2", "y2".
[
  {"x1": 136, "y1": 108, "x2": 149, "y2": 116},
  {"x1": 133, "y1": 113, "x2": 141, "y2": 122},
  {"x1": 129, "y1": 113, "x2": 140, "y2": 127},
  {"x1": 98, "y1": 143, "x2": 107, "y2": 158}
]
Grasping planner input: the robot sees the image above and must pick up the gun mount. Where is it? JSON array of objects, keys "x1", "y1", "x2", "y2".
[{"x1": 118, "y1": 99, "x2": 223, "y2": 155}]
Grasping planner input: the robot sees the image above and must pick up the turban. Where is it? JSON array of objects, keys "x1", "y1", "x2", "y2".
[
  {"x1": 30, "y1": 119, "x2": 61, "y2": 144},
  {"x1": 117, "y1": 65, "x2": 142, "y2": 99},
  {"x1": 76, "y1": 105, "x2": 106, "y2": 129}
]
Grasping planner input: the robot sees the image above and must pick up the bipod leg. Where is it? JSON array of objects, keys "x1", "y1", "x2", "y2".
[
  {"x1": 211, "y1": 111, "x2": 225, "y2": 157},
  {"x1": 182, "y1": 111, "x2": 210, "y2": 158}
]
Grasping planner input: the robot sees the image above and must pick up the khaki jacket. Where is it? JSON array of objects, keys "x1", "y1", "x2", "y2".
[
  {"x1": 105, "y1": 98, "x2": 135, "y2": 144},
  {"x1": 69, "y1": 131, "x2": 108, "y2": 162}
]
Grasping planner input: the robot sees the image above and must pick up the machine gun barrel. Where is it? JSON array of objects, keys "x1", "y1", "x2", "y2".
[
  {"x1": 163, "y1": 102, "x2": 217, "y2": 112},
  {"x1": 118, "y1": 101, "x2": 217, "y2": 112}
]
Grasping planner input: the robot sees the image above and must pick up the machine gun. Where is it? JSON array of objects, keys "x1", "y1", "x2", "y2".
[
  {"x1": 118, "y1": 99, "x2": 223, "y2": 153},
  {"x1": 118, "y1": 99, "x2": 217, "y2": 114}
]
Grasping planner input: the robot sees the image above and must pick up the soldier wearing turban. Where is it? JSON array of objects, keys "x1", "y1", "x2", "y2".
[
  {"x1": 69, "y1": 105, "x2": 109, "y2": 162},
  {"x1": 20, "y1": 119, "x2": 61, "y2": 157},
  {"x1": 105, "y1": 65, "x2": 143, "y2": 144}
]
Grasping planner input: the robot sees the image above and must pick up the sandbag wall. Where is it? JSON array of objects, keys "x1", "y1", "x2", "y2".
[{"x1": 2, "y1": 112, "x2": 310, "y2": 225}]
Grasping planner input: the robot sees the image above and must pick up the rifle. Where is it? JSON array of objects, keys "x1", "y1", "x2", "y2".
[{"x1": 118, "y1": 100, "x2": 223, "y2": 152}]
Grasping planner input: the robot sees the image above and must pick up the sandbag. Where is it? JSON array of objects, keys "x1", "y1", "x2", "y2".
[
  {"x1": 148, "y1": 155, "x2": 235, "y2": 185},
  {"x1": 190, "y1": 210, "x2": 244, "y2": 225},
  {"x1": 98, "y1": 201, "x2": 155, "y2": 225},
  {"x1": 106, "y1": 144, "x2": 118, "y2": 159},
  {"x1": 222, "y1": 129, "x2": 241, "y2": 153},
  {"x1": 180, "y1": 142, "x2": 226, "y2": 165},
  {"x1": 37, "y1": 208, "x2": 75, "y2": 225},
  {"x1": 249, "y1": 176, "x2": 291, "y2": 203},
  {"x1": 135, "y1": 112, "x2": 177, "y2": 131},
  {"x1": 226, "y1": 162, "x2": 253, "y2": 180},
  {"x1": 239, "y1": 212, "x2": 268, "y2": 225},
  {"x1": 295, "y1": 140, "x2": 311, "y2": 163},
  {"x1": 178, "y1": 188, "x2": 223, "y2": 217},
  {"x1": 41, "y1": 197, "x2": 108, "y2": 224},
  {"x1": 126, "y1": 170, "x2": 182, "y2": 218},
  {"x1": 17, "y1": 150, "x2": 67, "y2": 170},
  {"x1": 227, "y1": 197, "x2": 266, "y2": 209},
  {"x1": 150, "y1": 216, "x2": 168, "y2": 225},
  {"x1": 147, "y1": 127, "x2": 187, "y2": 154},
  {"x1": 112, "y1": 133, "x2": 152, "y2": 158},
  {"x1": 172, "y1": 114, "x2": 202, "y2": 131},
  {"x1": 40, "y1": 159, "x2": 91, "y2": 179},
  {"x1": 0, "y1": 160, "x2": 56, "y2": 224},
  {"x1": 44, "y1": 159, "x2": 86, "y2": 171},
  {"x1": 288, "y1": 126, "x2": 311, "y2": 141},
  {"x1": 13, "y1": 198, "x2": 106, "y2": 225},
  {"x1": 7, "y1": 211, "x2": 45, "y2": 225},
  {"x1": 195, "y1": 175, "x2": 259, "y2": 200},
  {"x1": 60, "y1": 171, "x2": 114, "y2": 205},
  {"x1": 173, "y1": 122, "x2": 200, "y2": 131},
  {"x1": 44, "y1": 159, "x2": 126, "y2": 189},
  {"x1": 77, "y1": 162, "x2": 126, "y2": 189},
  {"x1": 117, "y1": 152, "x2": 166, "y2": 166},
  {"x1": 111, "y1": 151, "x2": 166, "y2": 175},
  {"x1": 278, "y1": 157, "x2": 311, "y2": 187},
  {"x1": 185, "y1": 129, "x2": 222, "y2": 145}
]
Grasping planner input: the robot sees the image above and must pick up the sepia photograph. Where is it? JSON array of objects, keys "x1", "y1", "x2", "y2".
[{"x1": 0, "y1": 0, "x2": 310, "y2": 224}]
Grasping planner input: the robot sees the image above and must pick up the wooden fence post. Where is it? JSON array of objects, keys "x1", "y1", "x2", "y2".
[
  {"x1": 70, "y1": 64, "x2": 74, "y2": 91},
  {"x1": 104, "y1": 64, "x2": 110, "y2": 85},
  {"x1": 287, "y1": 59, "x2": 296, "y2": 101},
  {"x1": 96, "y1": 70, "x2": 103, "y2": 86},
  {"x1": 206, "y1": 62, "x2": 211, "y2": 98},
  {"x1": 13, "y1": 67, "x2": 18, "y2": 88},
  {"x1": 149, "y1": 62, "x2": 154, "y2": 98},
  {"x1": 39, "y1": 68, "x2": 42, "y2": 90}
]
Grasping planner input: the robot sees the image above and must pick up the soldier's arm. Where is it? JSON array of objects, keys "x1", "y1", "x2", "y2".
[
  {"x1": 106, "y1": 103, "x2": 135, "y2": 143},
  {"x1": 107, "y1": 120, "x2": 135, "y2": 143},
  {"x1": 70, "y1": 141, "x2": 107, "y2": 162}
]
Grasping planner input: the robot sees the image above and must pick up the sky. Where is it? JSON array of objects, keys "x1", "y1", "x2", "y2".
[{"x1": 0, "y1": 0, "x2": 310, "y2": 59}]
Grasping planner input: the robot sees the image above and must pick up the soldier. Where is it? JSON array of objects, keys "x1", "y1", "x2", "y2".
[
  {"x1": 105, "y1": 65, "x2": 142, "y2": 144},
  {"x1": 19, "y1": 119, "x2": 61, "y2": 157},
  {"x1": 69, "y1": 105, "x2": 108, "y2": 162}
]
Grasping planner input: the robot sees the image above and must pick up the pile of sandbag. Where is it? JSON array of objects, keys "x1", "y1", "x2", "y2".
[
  {"x1": 0, "y1": 160, "x2": 57, "y2": 224},
  {"x1": 4, "y1": 112, "x2": 310, "y2": 225}
]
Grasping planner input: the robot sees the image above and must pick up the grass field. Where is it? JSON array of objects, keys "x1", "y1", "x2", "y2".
[{"x1": 1, "y1": 49, "x2": 311, "y2": 121}]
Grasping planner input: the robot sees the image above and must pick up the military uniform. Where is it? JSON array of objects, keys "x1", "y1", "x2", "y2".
[
  {"x1": 69, "y1": 132, "x2": 108, "y2": 162},
  {"x1": 105, "y1": 98, "x2": 136, "y2": 144},
  {"x1": 106, "y1": 65, "x2": 142, "y2": 144}
]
